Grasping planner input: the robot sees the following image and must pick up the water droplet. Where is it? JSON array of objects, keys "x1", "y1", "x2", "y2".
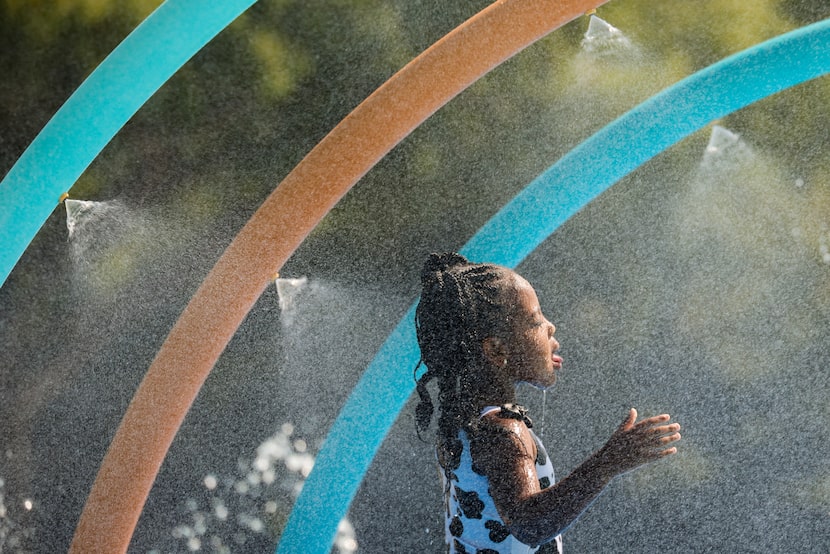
[
  {"x1": 285, "y1": 452, "x2": 315, "y2": 477},
  {"x1": 248, "y1": 517, "x2": 264, "y2": 533},
  {"x1": 173, "y1": 525, "x2": 194, "y2": 539},
  {"x1": 193, "y1": 515, "x2": 207, "y2": 536},
  {"x1": 336, "y1": 537, "x2": 358, "y2": 552},
  {"x1": 213, "y1": 501, "x2": 228, "y2": 521},
  {"x1": 338, "y1": 519, "x2": 354, "y2": 532},
  {"x1": 203, "y1": 474, "x2": 218, "y2": 490},
  {"x1": 233, "y1": 480, "x2": 249, "y2": 495}
]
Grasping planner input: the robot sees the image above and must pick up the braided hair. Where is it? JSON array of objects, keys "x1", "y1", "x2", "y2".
[{"x1": 414, "y1": 252, "x2": 516, "y2": 472}]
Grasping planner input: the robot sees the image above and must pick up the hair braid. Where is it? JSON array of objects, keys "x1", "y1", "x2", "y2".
[
  {"x1": 414, "y1": 252, "x2": 515, "y2": 472},
  {"x1": 414, "y1": 362, "x2": 434, "y2": 439}
]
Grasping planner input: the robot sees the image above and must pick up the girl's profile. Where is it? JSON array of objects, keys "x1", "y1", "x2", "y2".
[{"x1": 414, "y1": 252, "x2": 680, "y2": 553}]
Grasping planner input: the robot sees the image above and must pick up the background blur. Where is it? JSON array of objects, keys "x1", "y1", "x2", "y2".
[{"x1": 1, "y1": 0, "x2": 829, "y2": 552}]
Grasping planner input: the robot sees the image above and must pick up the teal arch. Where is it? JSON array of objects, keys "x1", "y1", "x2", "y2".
[
  {"x1": 0, "y1": 0, "x2": 256, "y2": 287},
  {"x1": 277, "y1": 19, "x2": 830, "y2": 554}
]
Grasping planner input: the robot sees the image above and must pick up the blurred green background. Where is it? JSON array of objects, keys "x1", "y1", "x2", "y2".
[{"x1": 1, "y1": 0, "x2": 829, "y2": 552}]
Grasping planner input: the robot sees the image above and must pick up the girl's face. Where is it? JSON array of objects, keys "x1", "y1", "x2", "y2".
[{"x1": 502, "y1": 275, "x2": 562, "y2": 389}]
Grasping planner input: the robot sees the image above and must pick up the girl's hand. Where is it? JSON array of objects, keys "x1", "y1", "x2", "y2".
[{"x1": 595, "y1": 408, "x2": 681, "y2": 478}]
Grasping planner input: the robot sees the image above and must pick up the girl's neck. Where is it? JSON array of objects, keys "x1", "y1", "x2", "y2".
[{"x1": 470, "y1": 367, "x2": 516, "y2": 412}]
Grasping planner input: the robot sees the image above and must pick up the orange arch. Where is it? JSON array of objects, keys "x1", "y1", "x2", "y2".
[{"x1": 70, "y1": 1, "x2": 608, "y2": 551}]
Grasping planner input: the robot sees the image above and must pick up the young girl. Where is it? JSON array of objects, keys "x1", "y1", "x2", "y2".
[{"x1": 414, "y1": 252, "x2": 680, "y2": 553}]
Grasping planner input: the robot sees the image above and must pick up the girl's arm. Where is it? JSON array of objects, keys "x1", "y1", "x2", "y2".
[{"x1": 471, "y1": 408, "x2": 680, "y2": 546}]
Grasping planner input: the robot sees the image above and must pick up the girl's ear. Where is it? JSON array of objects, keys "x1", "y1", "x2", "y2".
[{"x1": 481, "y1": 336, "x2": 506, "y2": 367}]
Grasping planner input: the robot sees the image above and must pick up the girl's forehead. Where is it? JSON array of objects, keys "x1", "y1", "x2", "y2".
[
  {"x1": 498, "y1": 268, "x2": 526, "y2": 289},
  {"x1": 506, "y1": 274, "x2": 541, "y2": 312},
  {"x1": 510, "y1": 273, "x2": 535, "y2": 296}
]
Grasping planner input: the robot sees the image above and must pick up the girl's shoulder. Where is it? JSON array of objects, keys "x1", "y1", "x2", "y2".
[
  {"x1": 495, "y1": 403, "x2": 534, "y2": 427},
  {"x1": 472, "y1": 405, "x2": 535, "y2": 446},
  {"x1": 476, "y1": 403, "x2": 533, "y2": 429}
]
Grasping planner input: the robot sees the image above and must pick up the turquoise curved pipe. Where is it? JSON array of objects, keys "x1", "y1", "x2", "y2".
[
  {"x1": 0, "y1": 0, "x2": 256, "y2": 287},
  {"x1": 277, "y1": 19, "x2": 830, "y2": 554}
]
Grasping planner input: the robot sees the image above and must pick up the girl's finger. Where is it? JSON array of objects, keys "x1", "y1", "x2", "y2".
[
  {"x1": 617, "y1": 408, "x2": 637, "y2": 431},
  {"x1": 633, "y1": 415, "x2": 672, "y2": 432},
  {"x1": 658, "y1": 432, "x2": 681, "y2": 445},
  {"x1": 647, "y1": 423, "x2": 681, "y2": 436},
  {"x1": 656, "y1": 446, "x2": 678, "y2": 457}
]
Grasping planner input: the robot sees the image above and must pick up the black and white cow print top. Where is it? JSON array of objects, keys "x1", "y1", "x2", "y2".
[{"x1": 441, "y1": 405, "x2": 563, "y2": 554}]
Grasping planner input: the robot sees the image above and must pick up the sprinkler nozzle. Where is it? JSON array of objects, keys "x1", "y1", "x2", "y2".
[
  {"x1": 59, "y1": 192, "x2": 70, "y2": 203},
  {"x1": 273, "y1": 272, "x2": 280, "y2": 280},
  {"x1": 586, "y1": 8, "x2": 597, "y2": 16}
]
